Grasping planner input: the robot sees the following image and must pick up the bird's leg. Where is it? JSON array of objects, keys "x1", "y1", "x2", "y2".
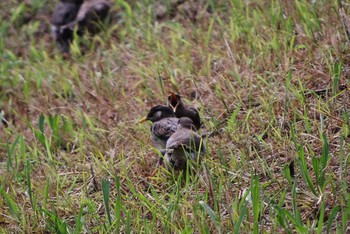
[{"x1": 156, "y1": 149, "x2": 167, "y2": 167}]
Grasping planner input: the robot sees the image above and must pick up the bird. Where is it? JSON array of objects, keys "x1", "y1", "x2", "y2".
[
  {"x1": 168, "y1": 92, "x2": 201, "y2": 130},
  {"x1": 51, "y1": 0, "x2": 83, "y2": 53},
  {"x1": 140, "y1": 105, "x2": 179, "y2": 167},
  {"x1": 51, "y1": 0, "x2": 111, "y2": 53},
  {"x1": 75, "y1": 0, "x2": 111, "y2": 34},
  {"x1": 164, "y1": 117, "x2": 206, "y2": 171}
]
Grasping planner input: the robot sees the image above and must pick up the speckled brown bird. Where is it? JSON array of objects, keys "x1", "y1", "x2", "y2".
[
  {"x1": 164, "y1": 117, "x2": 205, "y2": 171},
  {"x1": 140, "y1": 105, "x2": 179, "y2": 167},
  {"x1": 168, "y1": 92, "x2": 201, "y2": 130}
]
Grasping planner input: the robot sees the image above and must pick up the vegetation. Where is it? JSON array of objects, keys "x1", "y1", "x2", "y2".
[{"x1": 0, "y1": 0, "x2": 349, "y2": 232}]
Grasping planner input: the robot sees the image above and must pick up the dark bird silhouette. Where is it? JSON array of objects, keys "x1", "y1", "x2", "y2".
[
  {"x1": 51, "y1": 0, "x2": 111, "y2": 53},
  {"x1": 164, "y1": 117, "x2": 205, "y2": 171},
  {"x1": 140, "y1": 105, "x2": 179, "y2": 167},
  {"x1": 168, "y1": 92, "x2": 201, "y2": 130},
  {"x1": 51, "y1": 0, "x2": 83, "y2": 53}
]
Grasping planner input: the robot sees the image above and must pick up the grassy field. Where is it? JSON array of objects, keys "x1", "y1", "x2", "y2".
[{"x1": 1, "y1": 0, "x2": 350, "y2": 233}]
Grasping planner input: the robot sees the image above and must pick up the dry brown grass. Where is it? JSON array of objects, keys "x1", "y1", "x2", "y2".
[{"x1": 0, "y1": 0, "x2": 349, "y2": 233}]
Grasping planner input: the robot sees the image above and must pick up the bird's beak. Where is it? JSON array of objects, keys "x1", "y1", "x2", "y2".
[
  {"x1": 169, "y1": 92, "x2": 179, "y2": 110},
  {"x1": 139, "y1": 116, "x2": 148, "y2": 123},
  {"x1": 172, "y1": 104, "x2": 179, "y2": 112}
]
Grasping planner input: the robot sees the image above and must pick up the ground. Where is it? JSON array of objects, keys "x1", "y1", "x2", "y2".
[{"x1": 0, "y1": 0, "x2": 349, "y2": 233}]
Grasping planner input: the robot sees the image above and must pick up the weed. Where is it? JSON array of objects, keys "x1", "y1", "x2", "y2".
[{"x1": 0, "y1": 0, "x2": 349, "y2": 232}]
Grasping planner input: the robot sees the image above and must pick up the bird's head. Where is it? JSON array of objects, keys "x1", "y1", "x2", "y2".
[
  {"x1": 168, "y1": 92, "x2": 182, "y2": 112},
  {"x1": 139, "y1": 105, "x2": 175, "y2": 123}
]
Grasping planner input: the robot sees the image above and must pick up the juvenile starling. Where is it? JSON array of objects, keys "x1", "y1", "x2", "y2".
[
  {"x1": 164, "y1": 117, "x2": 205, "y2": 171},
  {"x1": 168, "y1": 92, "x2": 201, "y2": 130},
  {"x1": 140, "y1": 105, "x2": 179, "y2": 166}
]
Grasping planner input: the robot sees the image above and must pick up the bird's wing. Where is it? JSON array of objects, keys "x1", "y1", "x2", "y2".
[
  {"x1": 151, "y1": 117, "x2": 178, "y2": 141},
  {"x1": 166, "y1": 129, "x2": 203, "y2": 151},
  {"x1": 188, "y1": 107, "x2": 201, "y2": 129}
]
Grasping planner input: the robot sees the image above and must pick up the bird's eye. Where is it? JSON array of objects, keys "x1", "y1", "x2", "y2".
[{"x1": 155, "y1": 111, "x2": 161, "y2": 118}]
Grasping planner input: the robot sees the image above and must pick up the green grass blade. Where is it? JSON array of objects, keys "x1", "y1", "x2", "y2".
[
  {"x1": 332, "y1": 62, "x2": 341, "y2": 97},
  {"x1": 6, "y1": 135, "x2": 20, "y2": 171},
  {"x1": 297, "y1": 147, "x2": 317, "y2": 195},
  {"x1": 199, "y1": 201, "x2": 221, "y2": 232},
  {"x1": 38, "y1": 113, "x2": 45, "y2": 134},
  {"x1": 292, "y1": 179, "x2": 302, "y2": 226},
  {"x1": 102, "y1": 179, "x2": 112, "y2": 226},
  {"x1": 25, "y1": 159, "x2": 35, "y2": 211},
  {"x1": 320, "y1": 133, "x2": 330, "y2": 189},
  {"x1": 234, "y1": 202, "x2": 247, "y2": 234},
  {"x1": 0, "y1": 189, "x2": 20, "y2": 220},
  {"x1": 251, "y1": 175, "x2": 260, "y2": 234},
  {"x1": 326, "y1": 206, "x2": 340, "y2": 233},
  {"x1": 316, "y1": 200, "x2": 325, "y2": 234}
]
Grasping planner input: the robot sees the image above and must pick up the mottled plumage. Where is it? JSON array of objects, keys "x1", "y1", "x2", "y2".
[
  {"x1": 140, "y1": 105, "x2": 179, "y2": 166},
  {"x1": 150, "y1": 117, "x2": 179, "y2": 154},
  {"x1": 168, "y1": 92, "x2": 201, "y2": 130},
  {"x1": 164, "y1": 117, "x2": 205, "y2": 170}
]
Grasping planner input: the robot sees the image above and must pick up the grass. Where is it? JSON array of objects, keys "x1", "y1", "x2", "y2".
[{"x1": 0, "y1": 0, "x2": 350, "y2": 232}]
